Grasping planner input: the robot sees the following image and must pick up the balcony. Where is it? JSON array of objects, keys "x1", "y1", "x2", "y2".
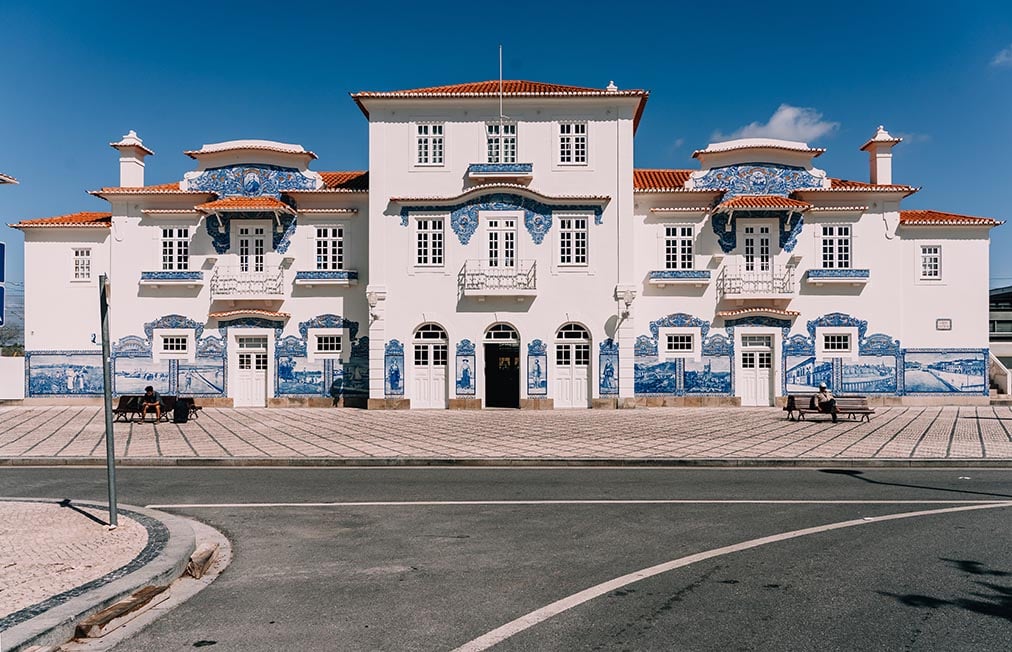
[
  {"x1": 138, "y1": 271, "x2": 203, "y2": 288},
  {"x1": 648, "y1": 270, "x2": 711, "y2": 288},
  {"x1": 805, "y1": 268, "x2": 870, "y2": 287},
  {"x1": 459, "y1": 259, "x2": 536, "y2": 300},
  {"x1": 716, "y1": 265, "x2": 795, "y2": 301},
  {"x1": 210, "y1": 265, "x2": 285, "y2": 299},
  {"x1": 467, "y1": 163, "x2": 533, "y2": 181},
  {"x1": 293, "y1": 270, "x2": 359, "y2": 287}
]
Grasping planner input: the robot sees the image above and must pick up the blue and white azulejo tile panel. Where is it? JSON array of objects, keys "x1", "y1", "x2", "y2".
[{"x1": 26, "y1": 352, "x2": 104, "y2": 396}]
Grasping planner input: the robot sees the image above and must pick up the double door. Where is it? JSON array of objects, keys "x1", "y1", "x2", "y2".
[
  {"x1": 554, "y1": 342, "x2": 590, "y2": 408},
  {"x1": 413, "y1": 342, "x2": 448, "y2": 409}
]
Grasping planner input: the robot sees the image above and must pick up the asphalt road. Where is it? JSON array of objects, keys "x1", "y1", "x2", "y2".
[{"x1": 3, "y1": 468, "x2": 1011, "y2": 651}]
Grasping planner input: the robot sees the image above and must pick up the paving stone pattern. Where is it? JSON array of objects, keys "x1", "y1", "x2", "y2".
[
  {"x1": 0, "y1": 501, "x2": 147, "y2": 620},
  {"x1": 1, "y1": 406, "x2": 1012, "y2": 459}
]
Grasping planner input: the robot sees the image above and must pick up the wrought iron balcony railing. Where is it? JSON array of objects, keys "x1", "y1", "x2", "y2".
[
  {"x1": 210, "y1": 265, "x2": 285, "y2": 298},
  {"x1": 459, "y1": 259, "x2": 537, "y2": 298},
  {"x1": 716, "y1": 265, "x2": 795, "y2": 298}
]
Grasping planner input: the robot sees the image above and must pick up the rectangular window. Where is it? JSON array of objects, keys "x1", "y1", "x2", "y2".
[
  {"x1": 666, "y1": 334, "x2": 694, "y2": 352},
  {"x1": 558, "y1": 216, "x2": 588, "y2": 265},
  {"x1": 556, "y1": 346, "x2": 571, "y2": 366},
  {"x1": 823, "y1": 334, "x2": 851, "y2": 352},
  {"x1": 161, "y1": 228, "x2": 190, "y2": 271},
  {"x1": 920, "y1": 245, "x2": 941, "y2": 279},
  {"x1": 73, "y1": 248, "x2": 91, "y2": 280},
  {"x1": 416, "y1": 123, "x2": 444, "y2": 165},
  {"x1": 820, "y1": 225, "x2": 851, "y2": 269},
  {"x1": 315, "y1": 227, "x2": 344, "y2": 270},
  {"x1": 316, "y1": 335, "x2": 342, "y2": 353},
  {"x1": 743, "y1": 226, "x2": 771, "y2": 272},
  {"x1": 161, "y1": 336, "x2": 188, "y2": 353},
  {"x1": 559, "y1": 122, "x2": 587, "y2": 164},
  {"x1": 664, "y1": 226, "x2": 694, "y2": 270},
  {"x1": 487, "y1": 123, "x2": 517, "y2": 164},
  {"x1": 416, "y1": 219, "x2": 444, "y2": 266}
]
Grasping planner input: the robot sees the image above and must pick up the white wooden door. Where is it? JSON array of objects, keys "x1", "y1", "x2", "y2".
[
  {"x1": 238, "y1": 227, "x2": 266, "y2": 273},
  {"x1": 487, "y1": 218, "x2": 516, "y2": 268},
  {"x1": 554, "y1": 342, "x2": 590, "y2": 408},
  {"x1": 235, "y1": 336, "x2": 268, "y2": 407},
  {"x1": 412, "y1": 342, "x2": 447, "y2": 408},
  {"x1": 739, "y1": 336, "x2": 773, "y2": 407}
]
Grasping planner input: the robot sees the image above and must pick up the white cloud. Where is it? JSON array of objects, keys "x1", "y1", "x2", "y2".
[
  {"x1": 713, "y1": 104, "x2": 839, "y2": 143},
  {"x1": 992, "y1": 44, "x2": 1012, "y2": 67}
]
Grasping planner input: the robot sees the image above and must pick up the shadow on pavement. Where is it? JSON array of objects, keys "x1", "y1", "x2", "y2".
[
  {"x1": 879, "y1": 559, "x2": 1012, "y2": 622},
  {"x1": 818, "y1": 469, "x2": 1012, "y2": 500},
  {"x1": 59, "y1": 498, "x2": 108, "y2": 527}
]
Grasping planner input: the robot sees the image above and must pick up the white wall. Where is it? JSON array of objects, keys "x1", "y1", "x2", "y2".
[{"x1": 0, "y1": 356, "x2": 25, "y2": 399}]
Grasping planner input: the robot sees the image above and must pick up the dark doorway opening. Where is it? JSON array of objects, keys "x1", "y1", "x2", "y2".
[{"x1": 485, "y1": 343, "x2": 520, "y2": 408}]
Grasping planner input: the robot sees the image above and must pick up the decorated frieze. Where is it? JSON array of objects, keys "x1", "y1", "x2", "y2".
[
  {"x1": 184, "y1": 164, "x2": 319, "y2": 198},
  {"x1": 691, "y1": 163, "x2": 825, "y2": 197}
]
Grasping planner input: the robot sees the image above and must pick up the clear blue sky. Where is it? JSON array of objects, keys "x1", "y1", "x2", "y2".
[{"x1": 2, "y1": 0, "x2": 1011, "y2": 291}]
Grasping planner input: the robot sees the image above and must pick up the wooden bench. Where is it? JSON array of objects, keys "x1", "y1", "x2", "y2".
[
  {"x1": 784, "y1": 394, "x2": 875, "y2": 422},
  {"x1": 112, "y1": 395, "x2": 141, "y2": 422},
  {"x1": 113, "y1": 395, "x2": 201, "y2": 422}
]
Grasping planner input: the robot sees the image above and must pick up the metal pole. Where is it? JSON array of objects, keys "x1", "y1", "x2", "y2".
[{"x1": 99, "y1": 273, "x2": 118, "y2": 528}]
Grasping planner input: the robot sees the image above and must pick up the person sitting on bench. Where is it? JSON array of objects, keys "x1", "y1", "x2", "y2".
[
  {"x1": 141, "y1": 385, "x2": 162, "y2": 422},
  {"x1": 815, "y1": 382, "x2": 838, "y2": 423}
]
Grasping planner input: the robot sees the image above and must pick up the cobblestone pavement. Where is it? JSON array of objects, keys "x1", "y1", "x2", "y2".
[
  {"x1": 1, "y1": 405, "x2": 1012, "y2": 459},
  {"x1": 0, "y1": 501, "x2": 147, "y2": 619}
]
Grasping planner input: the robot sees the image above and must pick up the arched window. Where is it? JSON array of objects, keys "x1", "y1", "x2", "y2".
[
  {"x1": 555, "y1": 323, "x2": 590, "y2": 368},
  {"x1": 414, "y1": 324, "x2": 447, "y2": 367},
  {"x1": 485, "y1": 323, "x2": 519, "y2": 343}
]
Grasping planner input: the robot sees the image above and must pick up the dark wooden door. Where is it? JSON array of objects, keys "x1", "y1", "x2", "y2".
[{"x1": 484, "y1": 343, "x2": 520, "y2": 408}]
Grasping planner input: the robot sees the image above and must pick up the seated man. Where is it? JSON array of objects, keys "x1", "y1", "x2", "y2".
[
  {"x1": 815, "y1": 382, "x2": 838, "y2": 423},
  {"x1": 140, "y1": 385, "x2": 162, "y2": 422}
]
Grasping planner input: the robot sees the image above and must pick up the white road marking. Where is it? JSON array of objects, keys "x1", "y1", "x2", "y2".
[
  {"x1": 144, "y1": 499, "x2": 1012, "y2": 509},
  {"x1": 452, "y1": 501, "x2": 1012, "y2": 652}
]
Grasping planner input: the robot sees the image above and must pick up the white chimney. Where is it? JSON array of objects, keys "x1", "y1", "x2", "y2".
[
  {"x1": 109, "y1": 130, "x2": 154, "y2": 187},
  {"x1": 859, "y1": 125, "x2": 902, "y2": 185}
]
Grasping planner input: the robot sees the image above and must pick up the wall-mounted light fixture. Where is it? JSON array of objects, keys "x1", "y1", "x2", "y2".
[
  {"x1": 366, "y1": 291, "x2": 379, "y2": 319},
  {"x1": 620, "y1": 288, "x2": 635, "y2": 319}
]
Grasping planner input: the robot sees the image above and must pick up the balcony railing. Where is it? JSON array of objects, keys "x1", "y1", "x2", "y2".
[
  {"x1": 459, "y1": 259, "x2": 537, "y2": 298},
  {"x1": 210, "y1": 265, "x2": 285, "y2": 299},
  {"x1": 717, "y1": 265, "x2": 795, "y2": 298}
]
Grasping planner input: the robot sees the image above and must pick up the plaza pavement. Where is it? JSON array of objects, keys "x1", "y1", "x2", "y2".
[{"x1": 2, "y1": 405, "x2": 1012, "y2": 464}]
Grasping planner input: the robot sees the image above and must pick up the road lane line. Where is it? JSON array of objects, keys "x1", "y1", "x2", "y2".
[
  {"x1": 142, "y1": 499, "x2": 1012, "y2": 509},
  {"x1": 451, "y1": 501, "x2": 1012, "y2": 652}
]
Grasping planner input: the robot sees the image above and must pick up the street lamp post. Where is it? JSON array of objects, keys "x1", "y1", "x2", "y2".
[{"x1": 99, "y1": 274, "x2": 118, "y2": 528}]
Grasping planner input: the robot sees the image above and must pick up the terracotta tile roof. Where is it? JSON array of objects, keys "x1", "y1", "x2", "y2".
[
  {"x1": 899, "y1": 209, "x2": 1003, "y2": 227},
  {"x1": 209, "y1": 309, "x2": 290, "y2": 320},
  {"x1": 352, "y1": 80, "x2": 649, "y2": 131},
  {"x1": 632, "y1": 169, "x2": 697, "y2": 192},
  {"x1": 0, "y1": 172, "x2": 17, "y2": 184},
  {"x1": 715, "y1": 195, "x2": 813, "y2": 212},
  {"x1": 319, "y1": 171, "x2": 369, "y2": 191},
  {"x1": 717, "y1": 307, "x2": 801, "y2": 319},
  {"x1": 91, "y1": 181, "x2": 212, "y2": 196},
  {"x1": 791, "y1": 178, "x2": 919, "y2": 195},
  {"x1": 10, "y1": 211, "x2": 112, "y2": 229},
  {"x1": 391, "y1": 183, "x2": 609, "y2": 204},
  {"x1": 195, "y1": 196, "x2": 296, "y2": 214},
  {"x1": 353, "y1": 79, "x2": 648, "y2": 98}
]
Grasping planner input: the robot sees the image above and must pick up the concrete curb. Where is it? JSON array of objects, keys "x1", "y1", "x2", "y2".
[
  {"x1": 1, "y1": 456, "x2": 1012, "y2": 468},
  {"x1": 2, "y1": 501, "x2": 196, "y2": 652}
]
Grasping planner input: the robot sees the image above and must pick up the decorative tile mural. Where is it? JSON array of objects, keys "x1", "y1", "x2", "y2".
[
  {"x1": 178, "y1": 361, "x2": 225, "y2": 396},
  {"x1": 840, "y1": 356, "x2": 897, "y2": 393},
  {"x1": 903, "y1": 350, "x2": 988, "y2": 395},
  {"x1": 113, "y1": 357, "x2": 170, "y2": 395},
  {"x1": 785, "y1": 356, "x2": 834, "y2": 393},
  {"x1": 399, "y1": 192, "x2": 605, "y2": 245},
  {"x1": 527, "y1": 339, "x2": 548, "y2": 396},
  {"x1": 385, "y1": 339, "x2": 405, "y2": 397},
  {"x1": 684, "y1": 356, "x2": 731, "y2": 394},
  {"x1": 691, "y1": 163, "x2": 824, "y2": 197},
  {"x1": 336, "y1": 337, "x2": 369, "y2": 400},
  {"x1": 599, "y1": 339, "x2": 618, "y2": 396},
  {"x1": 455, "y1": 339, "x2": 476, "y2": 396},
  {"x1": 183, "y1": 163, "x2": 319, "y2": 198},
  {"x1": 27, "y1": 352, "x2": 104, "y2": 396}
]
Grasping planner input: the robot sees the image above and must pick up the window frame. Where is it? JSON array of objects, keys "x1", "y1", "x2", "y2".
[
  {"x1": 819, "y1": 224, "x2": 852, "y2": 269},
  {"x1": 919, "y1": 244, "x2": 942, "y2": 280},
  {"x1": 314, "y1": 225, "x2": 346, "y2": 271},
  {"x1": 161, "y1": 227, "x2": 190, "y2": 271},
  {"x1": 308, "y1": 328, "x2": 349, "y2": 362},
  {"x1": 414, "y1": 215, "x2": 446, "y2": 268},
  {"x1": 152, "y1": 328, "x2": 195, "y2": 362},
  {"x1": 663, "y1": 224, "x2": 695, "y2": 270},
  {"x1": 558, "y1": 121, "x2": 588, "y2": 166},
  {"x1": 72, "y1": 247, "x2": 92, "y2": 282},
  {"x1": 415, "y1": 122, "x2": 445, "y2": 167},
  {"x1": 486, "y1": 121, "x2": 517, "y2": 164},
  {"x1": 815, "y1": 327, "x2": 858, "y2": 360},
  {"x1": 557, "y1": 214, "x2": 589, "y2": 267},
  {"x1": 657, "y1": 326, "x2": 701, "y2": 360}
]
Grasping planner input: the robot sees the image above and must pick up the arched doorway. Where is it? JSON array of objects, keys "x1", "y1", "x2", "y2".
[
  {"x1": 554, "y1": 323, "x2": 591, "y2": 408},
  {"x1": 413, "y1": 323, "x2": 448, "y2": 408},
  {"x1": 484, "y1": 323, "x2": 520, "y2": 408}
]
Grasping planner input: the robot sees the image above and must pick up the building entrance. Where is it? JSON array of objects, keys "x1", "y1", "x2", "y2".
[{"x1": 484, "y1": 343, "x2": 520, "y2": 408}]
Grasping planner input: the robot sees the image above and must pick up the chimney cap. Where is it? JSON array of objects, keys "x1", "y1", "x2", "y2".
[
  {"x1": 860, "y1": 125, "x2": 902, "y2": 151},
  {"x1": 110, "y1": 130, "x2": 154, "y2": 156},
  {"x1": 606, "y1": 80, "x2": 618, "y2": 93}
]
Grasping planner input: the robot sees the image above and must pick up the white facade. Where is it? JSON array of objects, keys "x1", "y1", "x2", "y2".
[{"x1": 12, "y1": 82, "x2": 1002, "y2": 407}]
